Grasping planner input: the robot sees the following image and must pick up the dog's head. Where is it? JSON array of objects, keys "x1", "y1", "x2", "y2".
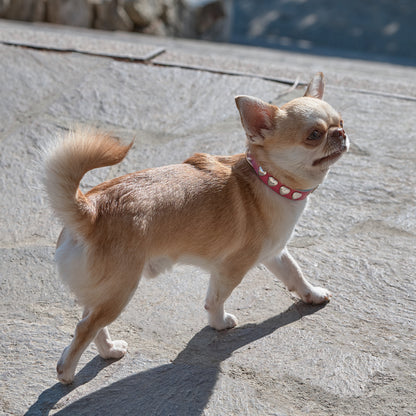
[{"x1": 236, "y1": 73, "x2": 349, "y2": 190}]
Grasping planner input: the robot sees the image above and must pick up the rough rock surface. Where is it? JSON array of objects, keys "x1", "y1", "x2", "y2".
[
  {"x1": 46, "y1": 0, "x2": 93, "y2": 28},
  {"x1": 94, "y1": 0, "x2": 135, "y2": 32},
  {"x1": 0, "y1": 20, "x2": 415, "y2": 416},
  {"x1": 0, "y1": 0, "x2": 227, "y2": 39}
]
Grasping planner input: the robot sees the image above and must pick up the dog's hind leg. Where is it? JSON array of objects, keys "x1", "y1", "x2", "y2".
[
  {"x1": 57, "y1": 299, "x2": 129, "y2": 384},
  {"x1": 56, "y1": 266, "x2": 141, "y2": 384},
  {"x1": 57, "y1": 307, "x2": 102, "y2": 384},
  {"x1": 94, "y1": 326, "x2": 128, "y2": 359}
]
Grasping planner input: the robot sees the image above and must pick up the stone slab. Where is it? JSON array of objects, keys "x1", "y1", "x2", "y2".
[
  {"x1": 153, "y1": 47, "x2": 416, "y2": 100},
  {"x1": 0, "y1": 20, "x2": 165, "y2": 61},
  {"x1": 0, "y1": 21, "x2": 415, "y2": 416}
]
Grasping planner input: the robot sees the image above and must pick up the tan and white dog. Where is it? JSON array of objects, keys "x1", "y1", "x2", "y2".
[{"x1": 44, "y1": 72, "x2": 349, "y2": 384}]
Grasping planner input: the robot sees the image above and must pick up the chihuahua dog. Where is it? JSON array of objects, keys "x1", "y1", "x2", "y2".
[{"x1": 44, "y1": 72, "x2": 348, "y2": 384}]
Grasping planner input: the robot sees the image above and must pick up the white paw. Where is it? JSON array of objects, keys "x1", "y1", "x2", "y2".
[
  {"x1": 56, "y1": 347, "x2": 75, "y2": 385},
  {"x1": 209, "y1": 312, "x2": 238, "y2": 331},
  {"x1": 98, "y1": 340, "x2": 128, "y2": 360},
  {"x1": 57, "y1": 364, "x2": 75, "y2": 385},
  {"x1": 301, "y1": 286, "x2": 332, "y2": 305}
]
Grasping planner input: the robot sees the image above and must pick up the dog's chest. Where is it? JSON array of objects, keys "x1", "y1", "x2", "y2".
[{"x1": 257, "y1": 198, "x2": 306, "y2": 262}]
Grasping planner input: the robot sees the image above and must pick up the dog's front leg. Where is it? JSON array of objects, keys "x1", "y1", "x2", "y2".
[
  {"x1": 204, "y1": 272, "x2": 242, "y2": 330},
  {"x1": 264, "y1": 249, "x2": 331, "y2": 305}
]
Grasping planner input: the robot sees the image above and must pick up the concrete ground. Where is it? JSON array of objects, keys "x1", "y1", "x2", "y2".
[{"x1": 0, "y1": 20, "x2": 415, "y2": 416}]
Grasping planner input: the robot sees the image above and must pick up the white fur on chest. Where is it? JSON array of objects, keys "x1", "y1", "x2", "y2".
[{"x1": 257, "y1": 195, "x2": 307, "y2": 263}]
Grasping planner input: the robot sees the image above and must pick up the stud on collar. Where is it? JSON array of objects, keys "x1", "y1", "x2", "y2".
[{"x1": 246, "y1": 152, "x2": 314, "y2": 201}]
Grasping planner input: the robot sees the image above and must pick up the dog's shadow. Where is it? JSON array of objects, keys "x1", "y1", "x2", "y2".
[{"x1": 26, "y1": 302, "x2": 325, "y2": 416}]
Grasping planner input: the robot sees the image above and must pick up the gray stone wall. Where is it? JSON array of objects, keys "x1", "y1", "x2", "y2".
[{"x1": 0, "y1": 0, "x2": 229, "y2": 39}]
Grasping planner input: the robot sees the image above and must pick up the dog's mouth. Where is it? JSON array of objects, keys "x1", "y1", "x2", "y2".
[
  {"x1": 313, "y1": 146, "x2": 347, "y2": 167},
  {"x1": 313, "y1": 129, "x2": 349, "y2": 167}
]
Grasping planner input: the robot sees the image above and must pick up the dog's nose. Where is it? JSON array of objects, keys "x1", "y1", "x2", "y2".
[
  {"x1": 333, "y1": 127, "x2": 349, "y2": 152},
  {"x1": 335, "y1": 127, "x2": 346, "y2": 139}
]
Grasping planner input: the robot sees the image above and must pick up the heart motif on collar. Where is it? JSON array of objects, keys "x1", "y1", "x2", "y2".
[
  {"x1": 268, "y1": 177, "x2": 278, "y2": 187},
  {"x1": 246, "y1": 152, "x2": 314, "y2": 201},
  {"x1": 279, "y1": 186, "x2": 290, "y2": 195},
  {"x1": 258, "y1": 166, "x2": 266, "y2": 176}
]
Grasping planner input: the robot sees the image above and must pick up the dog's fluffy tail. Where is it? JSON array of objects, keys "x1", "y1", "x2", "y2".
[{"x1": 44, "y1": 128, "x2": 132, "y2": 237}]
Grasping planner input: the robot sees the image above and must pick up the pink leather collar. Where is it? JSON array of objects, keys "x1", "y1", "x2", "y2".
[{"x1": 246, "y1": 152, "x2": 314, "y2": 201}]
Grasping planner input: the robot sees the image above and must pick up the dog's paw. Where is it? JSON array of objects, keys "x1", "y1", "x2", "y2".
[
  {"x1": 56, "y1": 347, "x2": 75, "y2": 385},
  {"x1": 209, "y1": 312, "x2": 238, "y2": 331},
  {"x1": 57, "y1": 364, "x2": 75, "y2": 385},
  {"x1": 301, "y1": 286, "x2": 331, "y2": 305},
  {"x1": 98, "y1": 340, "x2": 128, "y2": 360}
]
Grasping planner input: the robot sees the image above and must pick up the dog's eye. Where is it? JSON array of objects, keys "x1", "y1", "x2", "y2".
[
  {"x1": 308, "y1": 130, "x2": 322, "y2": 141},
  {"x1": 340, "y1": 120, "x2": 344, "y2": 128}
]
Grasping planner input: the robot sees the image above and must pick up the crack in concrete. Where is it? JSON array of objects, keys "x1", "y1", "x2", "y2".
[{"x1": 2, "y1": 40, "x2": 416, "y2": 103}]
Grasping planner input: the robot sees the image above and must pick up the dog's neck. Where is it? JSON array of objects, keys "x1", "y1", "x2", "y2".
[{"x1": 246, "y1": 151, "x2": 315, "y2": 201}]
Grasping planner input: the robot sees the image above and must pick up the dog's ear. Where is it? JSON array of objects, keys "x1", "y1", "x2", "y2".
[
  {"x1": 235, "y1": 96, "x2": 277, "y2": 145},
  {"x1": 304, "y1": 72, "x2": 325, "y2": 99}
]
